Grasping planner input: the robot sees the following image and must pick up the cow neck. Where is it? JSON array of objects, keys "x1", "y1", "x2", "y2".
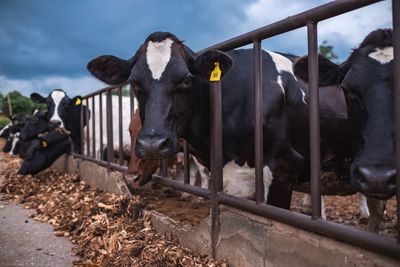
[{"x1": 182, "y1": 79, "x2": 211, "y2": 169}]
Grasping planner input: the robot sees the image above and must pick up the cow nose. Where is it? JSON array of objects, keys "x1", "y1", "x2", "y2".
[
  {"x1": 135, "y1": 136, "x2": 171, "y2": 160},
  {"x1": 354, "y1": 166, "x2": 396, "y2": 199},
  {"x1": 51, "y1": 119, "x2": 62, "y2": 127}
]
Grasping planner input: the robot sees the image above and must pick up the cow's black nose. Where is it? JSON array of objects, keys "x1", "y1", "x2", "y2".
[
  {"x1": 135, "y1": 136, "x2": 172, "y2": 160},
  {"x1": 354, "y1": 166, "x2": 396, "y2": 199},
  {"x1": 50, "y1": 119, "x2": 62, "y2": 127}
]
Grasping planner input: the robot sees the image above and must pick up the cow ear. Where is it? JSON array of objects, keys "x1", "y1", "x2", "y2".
[
  {"x1": 87, "y1": 55, "x2": 132, "y2": 85},
  {"x1": 31, "y1": 93, "x2": 46, "y2": 104},
  {"x1": 293, "y1": 54, "x2": 345, "y2": 86},
  {"x1": 193, "y1": 50, "x2": 233, "y2": 81},
  {"x1": 71, "y1": 96, "x2": 82, "y2": 106}
]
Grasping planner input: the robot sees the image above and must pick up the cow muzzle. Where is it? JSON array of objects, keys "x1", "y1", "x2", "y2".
[
  {"x1": 352, "y1": 165, "x2": 396, "y2": 200},
  {"x1": 135, "y1": 134, "x2": 179, "y2": 160}
]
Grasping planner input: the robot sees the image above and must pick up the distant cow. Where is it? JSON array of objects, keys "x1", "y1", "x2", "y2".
[
  {"x1": 19, "y1": 110, "x2": 57, "y2": 142},
  {"x1": 30, "y1": 89, "x2": 88, "y2": 153},
  {"x1": 0, "y1": 122, "x2": 11, "y2": 138},
  {"x1": 293, "y1": 29, "x2": 396, "y2": 200},
  {"x1": 18, "y1": 129, "x2": 71, "y2": 175}
]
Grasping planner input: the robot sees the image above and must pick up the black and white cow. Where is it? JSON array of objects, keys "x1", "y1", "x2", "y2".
[
  {"x1": 18, "y1": 129, "x2": 71, "y2": 175},
  {"x1": 87, "y1": 31, "x2": 334, "y2": 208},
  {"x1": 0, "y1": 122, "x2": 12, "y2": 138},
  {"x1": 293, "y1": 28, "x2": 396, "y2": 200},
  {"x1": 30, "y1": 89, "x2": 88, "y2": 153},
  {"x1": 19, "y1": 110, "x2": 56, "y2": 142},
  {"x1": 2, "y1": 114, "x2": 30, "y2": 155}
]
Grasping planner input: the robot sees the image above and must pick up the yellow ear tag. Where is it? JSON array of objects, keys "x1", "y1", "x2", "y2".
[
  {"x1": 41, "y1": 140, "x2": 48, "y2": 148},
  {"x1": 209, "y1": 62, "x2": 222, "y2": 81},
  {"x1": 75, "y1": 98, "x2": 81, "y2": 106}
]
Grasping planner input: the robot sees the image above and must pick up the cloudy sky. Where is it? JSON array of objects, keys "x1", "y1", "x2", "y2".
[{"x1": 0, "y1": 0, "x2": 391, "y2": 97}]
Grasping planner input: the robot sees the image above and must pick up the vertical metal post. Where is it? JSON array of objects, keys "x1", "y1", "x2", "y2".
[
  {"x1": 307, "y1": 21, "x2": 321, "y2": 220},
  {"x1": 85, "y1": 98, "x2": 90, "y2": 157},
  {"x1": 80, "y1": 99, "x2": 84, "y2": 155},
  {"x1": 92, "y1": 96, "x2": 96, "y2": 158},
  {"x1": 106, "y1": 90, "x2": 114, "y2": 169},
  {"x1": 99, "y1": 93, "x2": 104, "y2": 160},
  {"x1": 392, "y1": 0, "x2": 400, "y2": 243},
  {"x1": 183, "y1": 140, "x2": 190, "y2": 184},
  {"x1": 209, "y1": 79, "x2": 223, "y2": 258},
  {"x1": 118, "y1": 87, "x2": 124, "y2": 165},
  {"x1": 130, "y1": 86, "x2": 135, "y2": 163},
  {"x1": 253, "y1": 39, "x2": 265, "y2": 204},
  {"x1": 161, "y1": 160, "x2": 168, "y2": 177}
]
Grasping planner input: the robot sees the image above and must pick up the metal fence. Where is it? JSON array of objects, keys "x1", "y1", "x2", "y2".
[{"x1": 74, "y1": 0, "x2": 400, "y2": 260}]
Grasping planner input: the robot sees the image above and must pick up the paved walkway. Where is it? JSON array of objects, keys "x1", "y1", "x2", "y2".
[{"x1": 0, "y1": 199, "x2": 77, "y2": 267}]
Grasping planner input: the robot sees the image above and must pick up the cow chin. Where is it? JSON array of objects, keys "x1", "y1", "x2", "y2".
[{"x1": 124, "y1": 172, "x2": 153, "y2": 189}]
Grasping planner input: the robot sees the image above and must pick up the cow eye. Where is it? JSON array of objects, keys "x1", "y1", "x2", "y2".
[
  {"x1": 177, "y1": 74, "x2": 193, "y2": 90},
  {"x1": 133, "y1": 83, "x2": 146, "y2": 95}
]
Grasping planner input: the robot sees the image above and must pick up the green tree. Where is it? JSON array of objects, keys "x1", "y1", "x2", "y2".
[
  {"x1": 319, "y1": 40, "x2": 338, "y2": 61},
  {"x1": 2, "y1": 91, "x2": 45, "y2": 116},
  {"x1": 0, "y1": 92, "x2": 4, "y2": 114}
]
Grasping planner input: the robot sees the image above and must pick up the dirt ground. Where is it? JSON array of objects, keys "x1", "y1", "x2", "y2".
[
  {"x1": 0, "y1": 139, "x2": 226, "y2": 266},
  {"x1": 134, "y1": 182, "x2": 397, "y2": 239}
]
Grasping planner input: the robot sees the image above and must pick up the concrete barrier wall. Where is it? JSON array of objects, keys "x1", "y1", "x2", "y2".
[{"x1": 52, "y1": 155, "x2": 400, "y2": 267}]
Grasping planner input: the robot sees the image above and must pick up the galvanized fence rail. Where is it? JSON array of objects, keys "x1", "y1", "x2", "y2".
[{"x1": 73, "y1": 0, "x2": 400, "y2": 260}]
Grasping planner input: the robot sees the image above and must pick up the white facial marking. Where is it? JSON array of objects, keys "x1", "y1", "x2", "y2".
[
  {"x1": 10, "y1": 133, "x2": 19, "y2": 155},
  {"x1": 267, "y1": 50, "x2": 297, "y2": 98},
  {"x1": 50, "y1": 90, "x2": 66, "y2": 127},
  {"x1": 368, "y1": 46, "x2": 393, "y2": 64},
  {"x1": 0, "y1": 123, "x2": 11, "y2": 136},
  {"x1": 146, "y1": 38, "x2": 174, "y2": 80}
]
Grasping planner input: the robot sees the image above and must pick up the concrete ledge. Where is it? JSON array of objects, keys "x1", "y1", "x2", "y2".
[
  {"x1": 146, "y1": 206, "x2": 400, "y2": 267},
  {"x1": 51, "y1": 155, "x2": 131, "y2": 196}
]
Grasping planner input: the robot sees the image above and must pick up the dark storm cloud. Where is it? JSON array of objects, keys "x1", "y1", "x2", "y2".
[{"x1": 0, "y1": 0, "x2": 253, "y2": 79}]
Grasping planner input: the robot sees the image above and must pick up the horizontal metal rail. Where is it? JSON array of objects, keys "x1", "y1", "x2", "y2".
[
  {"x1": 73, "y1": 153, "x2": 127, "y2": 173},
  {"x1": 198, "y1": 0, "x2": 383, "y2": 53}
]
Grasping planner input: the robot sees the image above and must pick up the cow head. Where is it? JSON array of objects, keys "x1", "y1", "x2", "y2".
[
  {"x1": 293, "y1": 29, "x2": 395, "y2": 199},
  {"x1": 20, "y1": 110, "x2": 56, "y2": 141},
  {"x1": 88, "y1": 32, "x2": 232, "y2": 159},
  {"x1": 18, "y1": 129, "x2": 71, "y2": 175},
  {"x1": 30, "y1": 89, "x2": 83, "y2": 128}
]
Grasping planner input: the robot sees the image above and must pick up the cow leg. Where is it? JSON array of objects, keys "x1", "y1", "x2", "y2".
[
  {"x1": 267, "y1": 178, "x2": 292, "y2": 209},
  {"x1": 366, "y1": 197, "x2": 386, "y2": 233}
]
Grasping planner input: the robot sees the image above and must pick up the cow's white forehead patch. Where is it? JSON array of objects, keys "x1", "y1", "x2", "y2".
[
  {"x1": 50, "y1": 90, "x2": 66, "y2": 126},
  {"x1": 368, "y1": 46, "x2": 393, "y2": 64},
  {"x1": 146, "y1": 38, "x2": 174, "y2": 80}
]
